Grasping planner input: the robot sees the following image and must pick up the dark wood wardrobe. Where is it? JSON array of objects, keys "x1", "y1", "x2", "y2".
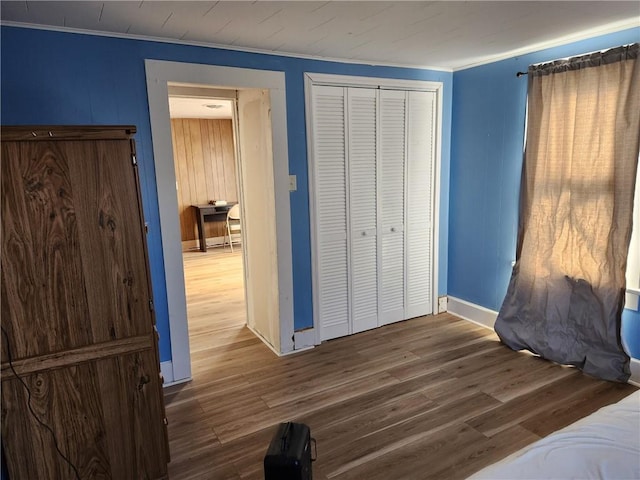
[{"x1": 1, "y1": 126, "x2": 169, "y2": 479}]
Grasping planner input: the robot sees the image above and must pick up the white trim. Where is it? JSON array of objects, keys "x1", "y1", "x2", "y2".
[
  {"x1": 629, "y1": 359, "x2": 640, "y2": 387},
  {"x1": 453, "y1": 18, "x2": 640, "y2": 71},
  {"x1": 432, "y1": 83, "x2": 443, "y2": 314},
  {"x1": 304, "y1": 74, "x2": 322, "y2": 347},
  {"x1": 305, "y1": 72, "x2": 444, "y2": 92},
  {"x1": 447, "y1": 296, "x2": 498, "y2": 330},
  {"x1": 294, "y1": 328, "x2": 318, "y2": 350},
  {"x1": 449, "y1": 296, "x2": 640, "y2": 385},
  {"x1": 160, "y1": 360, "x2": 191, "y2": 387},
  {"x1": 247, "y1": 324, "x2": 315, "y2": 357},
  {"x1": 438, "y1": 296, "x2": 448, "y2": 314},
  {"x1": 145, "y1": 60, "x2": 294, "y2": 383},
  {"x1": 160, "y1": 361, "x2": 173, "y2": 384},
  {"x1": 0, "y1": 21, "x2": 451, "y2": 72},
  {"x1": 625, "y1": 291, "x2": 639, "y2": 311}
]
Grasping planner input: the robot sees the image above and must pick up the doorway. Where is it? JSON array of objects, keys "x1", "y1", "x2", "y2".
[
  {"x1": 167, "y1": 88, "x2": 248, "y2": 373},
  {"x1": 145, "y1": 61, "x2": 295, "y2": 384}
]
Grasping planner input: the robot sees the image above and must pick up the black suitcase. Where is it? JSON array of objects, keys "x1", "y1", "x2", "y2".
[{"x1": 264, "y1": 422, "x2": 315, "y2": 480}]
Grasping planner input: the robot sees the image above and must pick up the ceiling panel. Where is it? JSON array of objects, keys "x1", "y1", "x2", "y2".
[{"x1": 1, "y1": 1, "x2": 638, "y2": 69}]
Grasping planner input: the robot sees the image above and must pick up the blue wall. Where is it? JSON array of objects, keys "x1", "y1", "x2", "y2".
[
  {"x1": 449, "y1": 27, "x2": 640, "y2": 357},
  {"x1": 1, "y1": 26, "x2": 452, "y2": 362}
]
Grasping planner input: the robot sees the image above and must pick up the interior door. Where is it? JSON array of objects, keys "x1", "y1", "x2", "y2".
[
  {"x1": 236, "y1": 89, "x2": 281, "y2": 351},
  {"x1": 310, "y1": 85, "x2": 350, "y2": 341},
  {"x1": 378, "y1": 89, "x2": 407, "y2": 325},
  {"x1": 406, "y1": 90, "x2": 436, "y2": 318},
  {"x1": 347, "y1": 87, "x2": 378, "y2": 334}
]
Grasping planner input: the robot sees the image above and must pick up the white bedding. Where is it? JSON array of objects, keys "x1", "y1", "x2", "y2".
[{"x1": 468, "y1": 390, "x2": 640, "y2": 480}]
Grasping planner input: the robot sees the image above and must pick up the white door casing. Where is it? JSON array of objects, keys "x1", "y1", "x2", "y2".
[{"x1": 145, "y1": 60, "x2": 294, "y2": 383}]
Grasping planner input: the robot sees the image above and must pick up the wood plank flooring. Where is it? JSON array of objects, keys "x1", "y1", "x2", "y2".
[{"x1": 165, "y1": 247, "x2": 637, "y2": 479}]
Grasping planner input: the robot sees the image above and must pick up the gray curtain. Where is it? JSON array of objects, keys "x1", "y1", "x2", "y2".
[{"x1": 496, "y1": 43, "x2": 640, "y2": 383}]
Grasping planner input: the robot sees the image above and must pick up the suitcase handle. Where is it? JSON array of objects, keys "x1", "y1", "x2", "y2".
[
  {"x1": 280, "y1": 422, "x2": 292, "y2": 451},
  {"x1": 311, "y1": 437, "x2": 317, "y2": 462}
]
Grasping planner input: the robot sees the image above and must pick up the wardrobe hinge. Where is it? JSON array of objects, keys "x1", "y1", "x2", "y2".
[
  {"x1": 145, "y1": 222, "x2": 149, "y2": 234},
  {"x1": 132, "y1": 154, "x2": 137, "y2": 166},
  {"x1": 149, "y1": 299, "x2": 154, "y2": 312}
]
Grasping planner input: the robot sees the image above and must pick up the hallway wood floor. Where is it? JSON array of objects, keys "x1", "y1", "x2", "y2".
[{"x1": 165, "y1": 247, "x2": 637, "y2": 479}]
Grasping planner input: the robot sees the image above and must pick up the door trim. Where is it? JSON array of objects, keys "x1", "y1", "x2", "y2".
[
  {"x1": 145, "y1": 60, "x2": 294, "y2": 383},
  {"x1": 304, "y1": 72, "x2": 443, "y2": 345}
]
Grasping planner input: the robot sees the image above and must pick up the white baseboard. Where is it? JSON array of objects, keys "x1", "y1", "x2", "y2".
[
  {"x1": 447, "y1": 296, "x2": 498, "y2": 330},
  {"x1": 294, "y1": 328, "x2": 317, "y2": 350},
  {"x1": 447, "y1": 296, "x2": 640, "y2": 385}
]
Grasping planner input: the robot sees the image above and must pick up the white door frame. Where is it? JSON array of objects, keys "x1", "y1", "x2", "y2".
[
  {"x1": 304, "y1": 72, "x2": 443, "y2": 345},
  {"x1": 145, "y1": 60, "x2": 294, "y2": 384}
]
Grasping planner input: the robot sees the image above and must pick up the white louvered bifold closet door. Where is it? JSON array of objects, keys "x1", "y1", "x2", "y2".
[
  {"x1": 310, "y1": 80, "x2": 437, "y2": 341},
  {"x1": 311, "y1": 86, "x2": 350, "y2": 340},
  {"x1": 405, "y1": 90, "x2": 436, "y2": 318},
  {"x1": 378, "y1": 90, "x2": 407, "y2": 325},
  {"x1": 347, "y1": 88, "x2": 378, "y2": 334}
]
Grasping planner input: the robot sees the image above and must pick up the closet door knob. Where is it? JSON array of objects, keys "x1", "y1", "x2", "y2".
[
  {"x1": 390, "y1": 227, "x2": 396, "y2": 232},
  {"x1": 362, "y1": 231, "x2": 367, "y2": 236}
]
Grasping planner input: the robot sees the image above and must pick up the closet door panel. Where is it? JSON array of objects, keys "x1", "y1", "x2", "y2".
[
  {"x1": 348, "y1": 88, "x2": 378, "y2": 333},
  {"x1": 406, "y1": 90, "x2": 436, "y2": 317},
  {"x1": 311, "y1": 86, "x2": 350, "y2": 340},
  {"x1": 378, "y1": 90, "x2": 407, "y2": 324}
]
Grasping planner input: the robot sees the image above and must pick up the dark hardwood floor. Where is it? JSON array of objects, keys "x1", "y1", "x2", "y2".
[{"x1": 165, "y1": 247, "x2": 637, "y2": 479}]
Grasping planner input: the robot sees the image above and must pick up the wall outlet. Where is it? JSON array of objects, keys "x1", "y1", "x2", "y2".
[
  {"x1": 289, "y1": 174, "x2": 297, "y2": 192},
  {"x1": 438, "y1": 296, "x2": 448, "y2": 314}
]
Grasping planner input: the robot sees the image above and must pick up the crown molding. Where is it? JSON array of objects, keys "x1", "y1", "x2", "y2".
[
  {"x1": 454, "y1": 17, "x2": 640, "y2": 72},
  {"x1": 0, "y1": 21, "x2": 453, "y2": 73}
]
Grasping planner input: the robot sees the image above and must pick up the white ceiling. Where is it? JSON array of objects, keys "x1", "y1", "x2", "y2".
[{"x1": 1, "y1": 1, "x2": 639, "y2": 70}]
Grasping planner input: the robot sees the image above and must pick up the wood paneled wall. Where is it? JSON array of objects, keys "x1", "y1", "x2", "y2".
[{"x1": 171, "y1": 118, "x2": 237, "y2": 242}]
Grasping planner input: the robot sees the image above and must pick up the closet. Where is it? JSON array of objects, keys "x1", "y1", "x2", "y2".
[
  {"x1": 1, "y1": 126, "x2": 169, "y2": 479},
  {"x1": 308, "y1": 79, "x2": 438, "y2": 341}
]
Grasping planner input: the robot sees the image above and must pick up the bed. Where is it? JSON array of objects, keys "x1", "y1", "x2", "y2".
[{"x1": 468, "y1": 389, "x2": 640, "y2": 479}]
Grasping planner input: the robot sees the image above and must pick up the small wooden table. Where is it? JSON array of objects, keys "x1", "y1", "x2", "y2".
[{"x1": 192, "y1": 203, "x2": 236, "y2": 252}]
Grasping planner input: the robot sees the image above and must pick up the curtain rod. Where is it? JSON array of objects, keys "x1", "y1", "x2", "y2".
[{"x1": 515, "y1": 43, "x2": 637, "y2": 79}]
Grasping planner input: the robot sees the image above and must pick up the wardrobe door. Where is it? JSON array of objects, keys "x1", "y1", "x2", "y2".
[
  {"x1": 406, "y1": 91, "x2": 436, "y2": 317},
  {"x1": 347, "y1": 88, "x2": 378, "y2": 333},
  {"x1": 378, "y1": 89, "x2": 407, "y2": 325},
  {"x1": 311, "y1": 86, "x2": 351, "y2": 341},
  {"x1": 1, "y1": 126, "x2": 168, "y2": 479}
]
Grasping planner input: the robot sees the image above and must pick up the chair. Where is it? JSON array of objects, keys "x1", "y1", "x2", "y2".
[{"x1": 224, "y1": 203, "x2": 241, "y2": 252}]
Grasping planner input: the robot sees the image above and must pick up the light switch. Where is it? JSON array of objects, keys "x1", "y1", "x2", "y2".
[{"x1": 289, "y1": 175, "x2": 297, "y2": 192}]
